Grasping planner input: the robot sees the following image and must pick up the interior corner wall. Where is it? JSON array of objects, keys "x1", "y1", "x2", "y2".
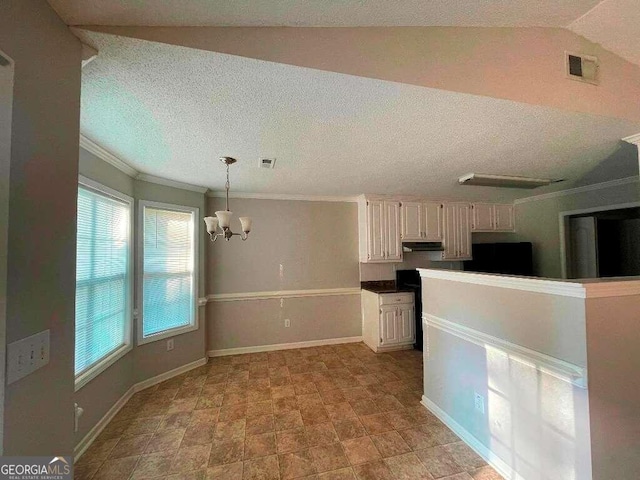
[
  {"x1": 513, "y1": 180, "x2": 640, "y2": 278},
  {"x1": 205, "y1": 197, "x2": 361, "y2": 352},
  {"x1": 0, "y1": 0, "x2": 82, "y2": 455},
  {"x1": 74, "y1": 148, "x2": 207, "y2": 445}
]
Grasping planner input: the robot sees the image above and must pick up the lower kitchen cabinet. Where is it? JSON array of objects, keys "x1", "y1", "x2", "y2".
[{"x1": 361, "y1": 290, "x2": 415, "y2": 353}]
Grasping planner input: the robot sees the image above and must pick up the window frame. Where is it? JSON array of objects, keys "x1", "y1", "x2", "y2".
[
  {"x1": 75, "y1": 176, "x2": 134, "y2": 392},
  {"x1": 137, "y1": 200, "x2": 199, "y2": 345}
]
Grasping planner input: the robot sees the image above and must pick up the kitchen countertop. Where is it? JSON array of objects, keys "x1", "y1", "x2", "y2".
[{"x1": 360, "y1": 281, "x2": 415, "y2": 294}]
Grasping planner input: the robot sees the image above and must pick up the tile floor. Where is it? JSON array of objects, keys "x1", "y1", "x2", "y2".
[{"x1": 75, "y1": 343, "x2": 504, "y2": 480}]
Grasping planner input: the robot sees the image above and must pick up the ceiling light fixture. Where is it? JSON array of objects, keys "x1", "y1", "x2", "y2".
[
  {"x1": 458, "y1": 173, "x2": 564, "y2": 189},
  {"x1": 203, "y1": 157, "x2": 252, "y2": 241}
]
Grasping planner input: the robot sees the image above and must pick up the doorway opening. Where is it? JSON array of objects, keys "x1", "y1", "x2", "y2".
[{"x1": 561, "y1": 202, "x2": 640, "y2": 279}]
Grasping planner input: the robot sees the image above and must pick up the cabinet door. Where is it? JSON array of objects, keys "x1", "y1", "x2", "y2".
[
  {"x1": 380, "y1": 306, "x2": 398, "y2": 345},
  {"x1": 471, "y1": 203, "x2": 494, "y2": 232},
  {"x1": 385, "y1": 201, "x2": 402, "y2": 261},
  {"x1": 367, "y1": 200, "x2": 386, "y2": 261},
  {"x1": 424, "y1": 202, "x2": 444, "y2": 241},
  {"x1": 458, "y1": 204, "x2": 472, "y2": 260},
  {"x1": 397, "y1": 305, "x2": 415, "y2": 344},
  {"x1": 494, "y1": 204, "x2": 515, "y2": 232},
  {"x1": 401, "y1": 201, "x2": 423, "y2": 241},
  {"x1": 442, "y1": 203, "x2": 458, "y2": 260}
]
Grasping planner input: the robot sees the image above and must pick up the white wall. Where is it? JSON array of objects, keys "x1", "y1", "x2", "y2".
[{"x1": 422, "y1": 277, "x2": 592, "y2": 480}]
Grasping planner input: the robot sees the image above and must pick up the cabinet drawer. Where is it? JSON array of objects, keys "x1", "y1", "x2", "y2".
[{"x1": 379, "y1": 293, "x2": 413, "y2": 305}]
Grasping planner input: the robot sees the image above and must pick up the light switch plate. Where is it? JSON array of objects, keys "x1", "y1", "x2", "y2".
[{"x1": 7, "y1": 329, "x2": 50, "y2": 384}]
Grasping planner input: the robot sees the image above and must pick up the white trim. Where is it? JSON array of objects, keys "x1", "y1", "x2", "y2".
[
  {"x1": 206, "y1": 287, "x2": 362, "y2": 302},
  {"x1": 423, "y1": 313, "x2": 587, "y2": 388},
  {"x1": 74, "y1": 356, "x2": 207, "y2": 461},
  {"x1": 622, "y1": 132, "x2": 640, "y2": 145},
  {"x1": 198, "y1": 297, "x2": 207, "y2": 307},
  {"x1": 559, "y1": 200, "x2": 640, "y2": 279},
  {"x1": 136, "y1": 173, "x2": 208, "y2": 194},
  {"x1": 79, "y1": 134, "x2": 138, "y2": 178},
  {"x1": 74, "y1": 386, "x2": 135, "y2": 462},
  {"x1": 207, "y1": 190, "x2": 359, "y2": 203},
  {"x1": 207, "y1": 336, "x2": 363, "y2": 357},
  {"x1": 421, "y1": 396, "x2": 526, "y2": 480},
  {"x1": 419, "y1": 268, "x2": 586, "y2": 298},
  {"x1": 137, "y1": 200, "x2": 200, "y2": 345},
  {"x1": 75, "y1": 177, "x2": 135, "y2": 392},
  {"x1": 133, "y1": 356, "x2": 208, "y2": 392},
  {"x1": 514, "y1": 176, "x2": 639, "y2": 205}
]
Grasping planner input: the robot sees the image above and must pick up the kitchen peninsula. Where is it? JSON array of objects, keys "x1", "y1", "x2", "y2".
[{"x1": 418, "y1": 268, "x2": 640, "y2": 480}]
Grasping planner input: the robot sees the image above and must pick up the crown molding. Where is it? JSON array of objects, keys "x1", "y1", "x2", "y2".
[
  {"x1": 207, "y1": 190, "x2": 359, "y2": 203},
  {"x1": 514, "y1": 176, "x2": 639, "y2": 205},
  {"x1": 136, "y1": 173, "x2": 209, "y2": 194},
  {"x1": 622, "y1": 132, "x2": 640, "y2": 145},
  {"x1": 79, "y1": 134, "x2": 138, "y2": 177}
]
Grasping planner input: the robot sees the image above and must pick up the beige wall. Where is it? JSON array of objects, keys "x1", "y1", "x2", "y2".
[
  {"x1": 0, "y1": 50, "x2": 13, "y2": 454},
  {"x1": 206, "y1": 196, "x2": 361, "y2": 352},
  {"x1": 82, "y1": 26, "x2": 640, "y2": 124},
  {"x1": 513, "y1": 180, "x2": 640, "y2": 278},
  {"x1": 1, "y1": 0, "x2": 81, "y2": 455},
  {"x1": 422, "y1": 277, "x2": 592, "y2": 479},
  {"x1": 585, "y1": 295, "x2": 640, "y2": 480},
  {"x1": 207, "y1": 295, "x2": 361, "y2": 352},
  {"x1": 74, "y1": 148, "x2": 207, "y2": 444},
  {"x1": 207, "y1": 197, "x2": 359, "y2": 293}
]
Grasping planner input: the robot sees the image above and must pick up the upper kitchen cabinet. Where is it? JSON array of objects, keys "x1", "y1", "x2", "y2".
[
  {"x1": 441, "y1": 202, "x2": 472, "y2": 261},
  {"x1": 471, "y1": 203, "x2": 515, "y2": 232},
  {"x1": 358, "y1": 198, "x2": 402, "y2": 262},
  {"x1": 401, "y1": 201, "x2": 443, "y2": 242}
]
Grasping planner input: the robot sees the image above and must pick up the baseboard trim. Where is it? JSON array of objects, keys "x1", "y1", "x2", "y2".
[
  {"x1": 421, "y1": 396, "x2": 524, "y2": 480},
  {"x1": 208, "y1": 336, "x2": 363, "y2": 357},
  {"x1": 74, "y1": 386, "x2": 135, "y2": 461},
  {"x1": 74, "y1": 356, "x2": 208, "y2": 461}
]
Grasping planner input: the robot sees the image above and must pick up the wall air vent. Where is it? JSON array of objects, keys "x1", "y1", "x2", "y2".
[
  {"x1": 566, "y1": 52, "x2": 598, "y2": 85},
  {"x1": 259, "y1": 158, "x2": 276, "y2": 169}
]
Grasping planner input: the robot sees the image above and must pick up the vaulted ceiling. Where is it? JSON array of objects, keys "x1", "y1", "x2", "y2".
[{"x1": 46, "y1": 0, "x2": 640, "y2": 199}]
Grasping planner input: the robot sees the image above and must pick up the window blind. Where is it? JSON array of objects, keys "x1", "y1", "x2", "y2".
[
  {"x1": 142, "y1": 206, "x2": 195, "y2": 338},
  {"x1": 75, "y1": 185, "x2": 131, "y2": 377}
]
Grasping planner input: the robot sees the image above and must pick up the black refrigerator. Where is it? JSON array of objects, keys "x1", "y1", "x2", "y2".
[{"x1": 463, "y1": 242, "x2": 534, "y2": 276}]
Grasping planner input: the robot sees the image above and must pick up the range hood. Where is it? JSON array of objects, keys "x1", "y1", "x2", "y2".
[{"x1": 402, "y1": 242, "x2": 444, "y2": 252}]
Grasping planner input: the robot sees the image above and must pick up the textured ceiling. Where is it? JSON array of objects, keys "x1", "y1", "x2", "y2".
[
  {"x1": 50, "y1": 0, "x2": 600, "y2": 27},
  {"x1": 569, "y1": 0, "x2": 640, "y2": 67},
  {"x1": 79, "y1": 32, "x2": 640, "y2": 202}
]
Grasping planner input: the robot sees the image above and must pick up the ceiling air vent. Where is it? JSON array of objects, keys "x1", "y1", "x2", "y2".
[
  {"x1": 566, "y1": 52, "x2": 598, "y2": 85},
  {"x1": 259, "y1": 158, "x2": 276, "y2": 169}
]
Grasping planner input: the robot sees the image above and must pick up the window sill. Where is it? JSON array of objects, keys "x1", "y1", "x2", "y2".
[
  {"x1": 137, "y1": 322, "x2": 199, "y2": 346},
  {"x1": 75, "y1": 343, "x2": 133, "y2": 392}
]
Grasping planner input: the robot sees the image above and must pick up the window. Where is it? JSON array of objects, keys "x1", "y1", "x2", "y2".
[
  {"x1": 139, "y1": 201, "x2": 198, "y2": 343},
  {"x1": 75, "y1": 177, "x2": 133, "y2": 389}
]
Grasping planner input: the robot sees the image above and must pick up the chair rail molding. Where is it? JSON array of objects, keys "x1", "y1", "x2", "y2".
[
  {"x1": 206, "y1": 287, "x2": 362, "y2": 302},
  {"x1": 423, "y1": 313, "x2": 588, "y2": 388}
]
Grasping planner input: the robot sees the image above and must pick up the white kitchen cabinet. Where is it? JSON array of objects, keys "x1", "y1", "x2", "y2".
[
  {"x1": 401, "y1": 201, "x2": 444, "y2": 242},
  {"x1": 361, "y1": 290, "x2": 415, "y2": 353},
  {"x1": 494, "y1": 204, "x2": 515, "y2": 231},
  {"x1": 471, "y1": 203, "x2": 515, "y2": 232},
  {"x1": 359, "y1": 198, "x2": 402, "y2": 263},
  {"x1": 441, "y1": 202, "x2": 472, "y2": 261}
]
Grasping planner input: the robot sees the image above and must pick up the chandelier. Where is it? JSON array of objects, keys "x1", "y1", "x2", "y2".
[{"x1": 203, "y1": 157, "x2": 252, "y2": 241}]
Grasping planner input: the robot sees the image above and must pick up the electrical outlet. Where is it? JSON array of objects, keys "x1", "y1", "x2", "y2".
[
  {"x1": 284, "y1": 319, "x2": 290, "y2": 328},
  {"x1": 7, "y1": 329, "x2": 50, "y2": 384},
  {"x1": 167, "y1": 339, "x2": 175, "y2": 351},
  {"x1": 474, "y1": 392, "x2": 485, "y2": 414}
]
